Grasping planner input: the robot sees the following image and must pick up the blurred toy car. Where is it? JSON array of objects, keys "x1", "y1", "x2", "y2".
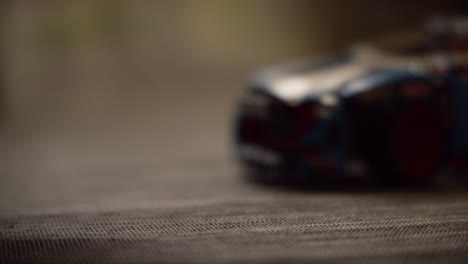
[{"x1": 234, "y1": 18, "x2": 468, "y2": 183}]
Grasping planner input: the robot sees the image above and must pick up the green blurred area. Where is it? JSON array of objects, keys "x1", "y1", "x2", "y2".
[{"x1": 1, "y1": 0, "x2": 467, "y2": 129}]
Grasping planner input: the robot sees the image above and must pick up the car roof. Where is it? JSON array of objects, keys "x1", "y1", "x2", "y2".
[
  {"x1": 340, "y1": 70, "x2": 428, "y2": 97},
  {"x1": 252, "y1": 55, "x2": 368, "y2": 103},
  {"x1": 251, "y1": 47, "x2": 445, "y2": 104}
]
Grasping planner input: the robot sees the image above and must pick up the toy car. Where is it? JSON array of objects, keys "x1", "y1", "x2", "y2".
[{"x1": 234, "y1": 20, "x2": 468, "y2": 184}]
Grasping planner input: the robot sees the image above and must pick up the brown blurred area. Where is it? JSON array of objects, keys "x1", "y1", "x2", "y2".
[
  {"x1": 2, "y1": 1, "x2": 467, "y2": 127},
  {"x1": 0, "y1": 0, "x2": 467, "y2": 186}
]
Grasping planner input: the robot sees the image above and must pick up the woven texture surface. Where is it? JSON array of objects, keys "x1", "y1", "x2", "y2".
[
  {"x1": 1, "y1": 195, "x2": 468, "y2": 263},
  {"x1": 0, "y1": 79, "x2": 467, "y2": 262},
  {"x1": 1, "y1": 138, "x2": 467, "y2": 263}
]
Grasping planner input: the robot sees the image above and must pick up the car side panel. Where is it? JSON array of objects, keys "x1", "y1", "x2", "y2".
[{"x1": 451, "y1": 76, "x2": 468, "y2": 157}]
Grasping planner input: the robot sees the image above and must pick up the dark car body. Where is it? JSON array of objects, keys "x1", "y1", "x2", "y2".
[{"x1": 234, "y1": 45, "x2": 468, "y2": 183}]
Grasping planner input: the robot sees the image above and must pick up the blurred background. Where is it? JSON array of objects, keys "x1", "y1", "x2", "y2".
[
  {"x1": 3, "y1": 1, "x2": 468, "y2": 127},
  {"x1": 1, "y1": 1, "x2": 468, "y2": 207}
]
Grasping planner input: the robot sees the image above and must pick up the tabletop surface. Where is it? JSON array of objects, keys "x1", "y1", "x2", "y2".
[{"x1": 1, "y1": 81, "x2": 467, "y2": 263}]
